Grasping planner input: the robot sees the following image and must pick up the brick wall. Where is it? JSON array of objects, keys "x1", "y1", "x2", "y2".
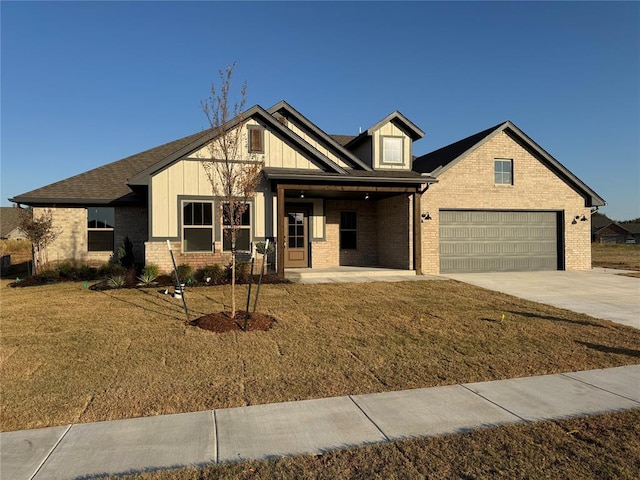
[
  {"x1": 312, "y1": 199, "x2": 378, "y2": 268},
  {"x1": 145, "y1": 240, "x2": 227, "y2": 273},
  {"x1": 36, "y1": 206, "x2": 150, "y2": 267},
  {"x1": 420, "y1": 131, "x2": 592, "y2": 274},
  {"x1": 376, "y1": 194, "x2": 412, "y2": 269}
]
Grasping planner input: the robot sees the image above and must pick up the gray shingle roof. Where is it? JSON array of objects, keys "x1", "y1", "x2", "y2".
[
  {"x1": 10, "y1": 131, "x2": 209, "y2": 206},
  {"x1": 0, "y1": 207, "x2": 23, "y2": 238},
  {"x1": 413, "y1": 123, "x2": 504, "y2": 174}
]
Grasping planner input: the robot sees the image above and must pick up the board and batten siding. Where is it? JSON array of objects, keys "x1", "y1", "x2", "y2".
[
  {"x1": 149, "y1": 158, "x2": 268, "y2": 239},
  {"x1": 371, "y1": 122, "x2": 412, "y2": 170},
  {"x1": 187, "y1": 119, "x2": 323, "y2": 170}
]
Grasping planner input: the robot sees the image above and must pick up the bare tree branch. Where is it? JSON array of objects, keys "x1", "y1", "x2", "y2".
[{"x1": 201, "y1": 63, "x2": 264, "y2": 318}]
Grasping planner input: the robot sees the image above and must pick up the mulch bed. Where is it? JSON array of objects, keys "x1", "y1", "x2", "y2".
[{"x1": 190, "y1": 311, "x2": 277, "y2": 333}]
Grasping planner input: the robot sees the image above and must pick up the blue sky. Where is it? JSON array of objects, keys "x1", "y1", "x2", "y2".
[{"x1": 2, "y1": 1, "x2": 639, "y2": 220}]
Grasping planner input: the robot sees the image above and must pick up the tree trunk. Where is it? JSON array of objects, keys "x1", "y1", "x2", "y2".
[{"x1": 231, "y1": 245, "x2": 236, "y2": 318}]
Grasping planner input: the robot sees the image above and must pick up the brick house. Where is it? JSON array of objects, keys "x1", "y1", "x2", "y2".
[{"x1": 9, "y1": 101, "x2": 605, "y2": 274}]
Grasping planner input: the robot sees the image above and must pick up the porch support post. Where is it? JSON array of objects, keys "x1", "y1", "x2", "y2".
[
  {"x1": 413, "y1": 191, "x2": 422, "y2": 275},
  {"x1": 277, "y1": 184, "x2": 285, "y2": 278}
]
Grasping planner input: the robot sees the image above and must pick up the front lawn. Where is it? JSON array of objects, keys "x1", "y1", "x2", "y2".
[{"x1": 1, "y1": 279, "x2": 639, "y2": 432}]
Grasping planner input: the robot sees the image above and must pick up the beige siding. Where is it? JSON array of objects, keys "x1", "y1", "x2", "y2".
[
  {"x1": 150, "y1": 158, "x2": 268, "y2": 241},
  {"x1": 188, "y1": 119, "x2": 322, "y2": 170},
  {"x1": 372, "y1": 122, "x2": 412, "y2": 170},
  {"x1": 420, "y1": 131, "x2": 592, "y2": 274},
  {"x1": 287, "y1": 119, "x2": 351, "y2": 169}
]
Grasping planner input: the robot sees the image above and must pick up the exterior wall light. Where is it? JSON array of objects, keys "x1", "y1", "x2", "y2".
[{"x1": 421, "y1": 212, "x2": 432, "y2": 222}]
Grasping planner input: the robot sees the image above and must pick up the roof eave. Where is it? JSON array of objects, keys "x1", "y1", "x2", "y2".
[{"x1": 267, "y1": 101, "x2": 373, "y2": 171}]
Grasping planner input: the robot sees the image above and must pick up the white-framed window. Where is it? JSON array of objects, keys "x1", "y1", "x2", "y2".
[
  {"x1": 222, "y1": 203, "x2": 251, "y2": 251},
  {"x1": 340, "y1": 211, "x2": 357, "y2": 250},
  {"x1": 248, "y1": 126, "x2": 264, "y2": 153},
  {"x1": 382, "y1": 136, "x2": 403, "y2": 164},
  {"x1": 182, "y1": 201, "x2": 214, "y2": 252},
  {"x1": 87, "y1": 207, "x2": 114, "y2": 252},
  {"x1": 494, "y1": 159, "x2": 513, "y2": 185}
]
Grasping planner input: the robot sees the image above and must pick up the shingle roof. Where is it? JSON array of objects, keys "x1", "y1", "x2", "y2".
[
  {"x1": 412, "y1": 121, "x2": 605, "y2": 208},
  {"x1": 330, "y1": 134, "x2": 357, "y2": 146},
  {"x1": 412, "y1": 123, "x2": 504, "y2": 174},
  {"x1": 10, "y1": 131, "x2": 209, "y2": 206},
  {"x1": 0, "y1": 207, "x2": 22, "y2": 238}
]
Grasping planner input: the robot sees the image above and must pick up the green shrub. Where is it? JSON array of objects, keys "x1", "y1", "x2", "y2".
[
  {"x1": 137, "y1": 263, "x2": 159, "y2": 287},
  {"x1": 175, "y1": 263, "x2": 194, "y2": 284},
  {"x1": 99, "y1": 263, "x2": 126, "y2": 278},
  {"x1": 226, "y1": 260, "x2": 250, "y2": 284},
  {"x1": 195, "y1": 264, "x2": 225, "y2": 284},
  {"x1": 78, "y1": 264, "x2": 99, "y2": 280},
  {"x1": 56, "y1": 262, "x2": 76, "y2": 278},
  {"x1": 107, "y1": 275, "x2": 125, "y2": 288}
]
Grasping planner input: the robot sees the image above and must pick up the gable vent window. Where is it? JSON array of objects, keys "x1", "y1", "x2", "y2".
[
  {"x1": 382, "y1": 136, "x2": 403, "y2": 164},
  {"x1": 495, "y1": 159, "x2": 513, "y2": 185},
  {"x1": 87, "y1": 207, "x2": 115, "y2": 252},
  {"x1": 248, "y1": 126, "x2": 264, "y2": 153},
  {"x1": 183, "y1": 201, "x2": 213, "y2": 252}
]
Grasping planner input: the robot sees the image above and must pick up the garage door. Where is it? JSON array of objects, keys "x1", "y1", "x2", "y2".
[{"x1": 439, "y1": 210, "x2": 559, "y2": 273}]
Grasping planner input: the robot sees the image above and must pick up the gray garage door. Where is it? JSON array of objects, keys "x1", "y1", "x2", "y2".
[{"x1": 439, "y1": 210, "x2": 559, "y2": 273}]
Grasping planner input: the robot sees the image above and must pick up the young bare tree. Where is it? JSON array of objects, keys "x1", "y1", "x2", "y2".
[
  {"x1": 201, "y1": 63, "x2": 263, "y2": 318},
  {"x1": 17, "y1": 207, "x2": 61, "y2": 274}
]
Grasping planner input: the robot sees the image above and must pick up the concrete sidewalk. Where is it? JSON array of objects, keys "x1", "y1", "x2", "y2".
[{"x1": 2, "y1": 365, "x2": 639, "y2": 480}]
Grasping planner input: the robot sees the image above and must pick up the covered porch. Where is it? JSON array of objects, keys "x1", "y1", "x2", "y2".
[{"x1": 270, "y1": 179, "x2": 429, "y2": 278}]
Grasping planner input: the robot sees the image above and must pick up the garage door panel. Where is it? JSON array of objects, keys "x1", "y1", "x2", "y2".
[{"x1": 439, "y1": 210, "x2": 559, "y2": 273}]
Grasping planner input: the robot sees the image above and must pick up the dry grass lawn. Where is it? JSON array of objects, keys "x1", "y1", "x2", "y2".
[
  {"x1": 105, "y1": 409, "x2": 640, "y2": 480},
  {"x1": 592, "y1": 243, "x2": 640, "y2": 275},
  {"x1": 2, "y1": 278, "x2": 639, "y2": 433}
]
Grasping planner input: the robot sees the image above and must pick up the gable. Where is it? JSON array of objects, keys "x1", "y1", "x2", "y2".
[
  {"x1": 431, "y1": 130, "x2": 596, "y2": 210},
  {"x1": 187, "y1": 118, "x2": 323, "y2": 171},
  {"x1": 414, "y1": 122, "x2": 605, "y2": 208}
]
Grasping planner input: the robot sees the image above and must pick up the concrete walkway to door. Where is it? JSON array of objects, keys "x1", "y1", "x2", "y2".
[{"x1": 441, "y1": 268, "x2": 640, "y2": 329}]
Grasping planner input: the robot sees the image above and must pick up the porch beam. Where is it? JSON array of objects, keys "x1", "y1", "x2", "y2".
[
  {"x1": 413, "y1": 192, "x2": 422, "y2": 275},
  {"x1": 280, "y1": 184, "x2": 416, "y2": 194},
  {"x1": 277, "y1": 184, "x2": 285, "y2": 277}
]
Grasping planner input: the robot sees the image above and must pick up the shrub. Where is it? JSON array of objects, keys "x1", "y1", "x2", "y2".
[
  {"x1": 226, "y1": 260, "x2": 250, "y2": 284},
  {"x1": 98, "y1": 263, "x2": 126, "y2": 278},
  {"x1": 175, "y1": 263, "x2": 194, "y2": 284},
  {"x1": 137, "y1": 263, "x2": 159, "y2": 287},
  {"x1": 107, "y1": 275, "x2": 125, "y2": 288},
  {"x1": 195, "y1": 264, "x2": 225, "y2": 285}
]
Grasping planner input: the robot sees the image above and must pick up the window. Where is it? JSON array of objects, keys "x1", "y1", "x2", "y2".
[
  {"x1": 382, "y1": 136, "x2": 403, "y2": 164},
  {"x1": 340, "y1": 211, "x2": 357, "y2": 250},
  {"x1": 494, "y1": 159, "x2": 513, "y2": 185},
  {"x1": 248, "y1": 126, "x2": 264, "y2": 153},
  {"x1": 183, "y1": 202, "x2": 213, "y2": 252},
  {"x1": 87, "y1": 207, "x2": 114, "y2": 251},
  {"x1": 222, "y1": 203, "x2": 251, "y2": 251}
]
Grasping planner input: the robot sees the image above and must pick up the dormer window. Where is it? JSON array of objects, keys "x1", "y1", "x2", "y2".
[
  {"x1": 248, "y1": 125, "x2": 264, "y2": 153},
  {"x1": 382, "y1": 136, "x2": 403, "y2": 164}
]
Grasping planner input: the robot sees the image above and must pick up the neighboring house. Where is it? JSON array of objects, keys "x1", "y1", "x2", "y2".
[
  {"x1": 592, "y1": 213, "x2": 640, "y2": 244},
  {"x1": 0, "y1": 206, "x2": 27, "y2": 241},
  {"x1": 9, "y1": 101, "x2": 605, "y2": 274}
]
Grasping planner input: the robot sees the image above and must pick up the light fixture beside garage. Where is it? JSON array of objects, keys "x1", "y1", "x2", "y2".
[{"x1": 421, "y1": 212, "x2": 432, "y2": 222}]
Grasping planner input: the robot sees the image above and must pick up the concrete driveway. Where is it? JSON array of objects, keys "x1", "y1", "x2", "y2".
[{"x1": 441, "y1": 268, "x2": 640, "y2": 329}]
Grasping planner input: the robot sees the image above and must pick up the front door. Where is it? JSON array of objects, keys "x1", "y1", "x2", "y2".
[{"x1": 285, "y1": 207, "x2": 309, "y2": 268}]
